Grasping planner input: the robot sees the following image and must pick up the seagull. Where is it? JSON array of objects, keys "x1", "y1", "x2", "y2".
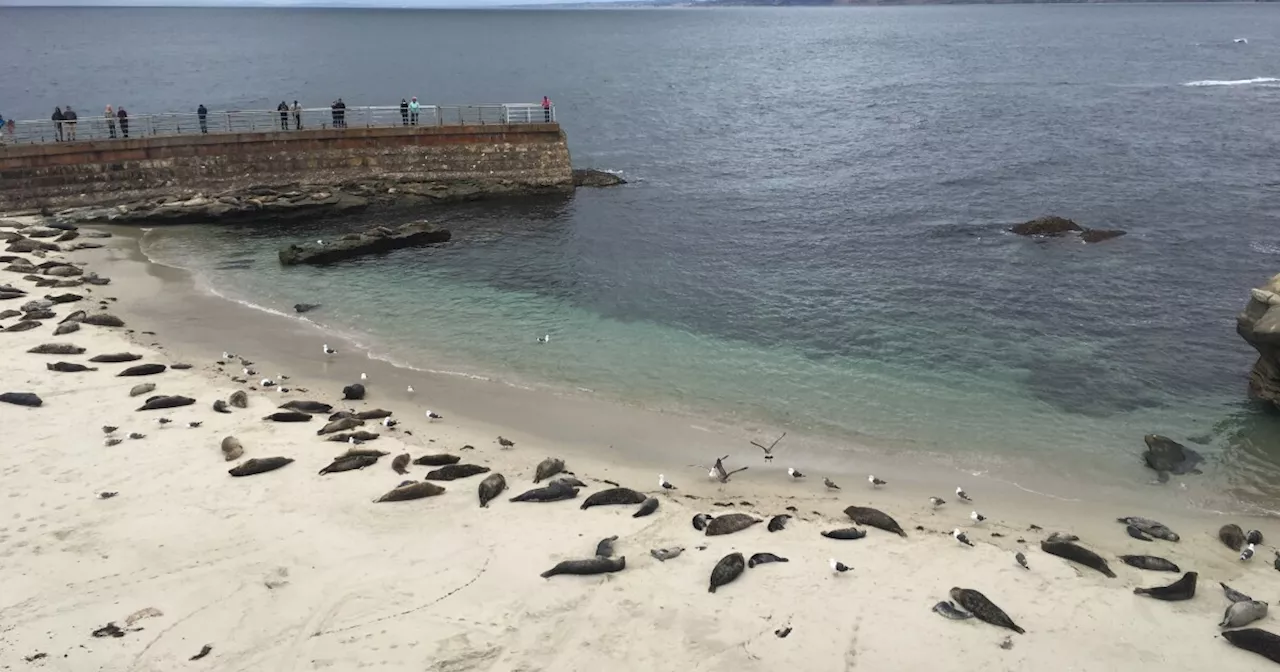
[
  {"x1": 381, "y1": 417, "x2": 398, "y2": 429},
  {"x1": 498, "y1": 435, "x2": 514, "y2": 448},
  {"x1": 956, "y1": 486, "x2": 972, "y2": 502},
  {"x1": 970, "y1": 511, "x2": 986, "y2": 524},
  {"x1": 222, "y1": 351, "x2": 236, "y2": 360},
  {"x1": 537, "y1": 334, "x2": 550, "y2": 344},
  {"x1": 868, "y1": 475, "x2": 887, "y2": 488},
  {"x1": 824, "y1": 477, "x2": 841, "y2": 491},
  {"x1": 829, "y1": 558, "x2": 851, "y2": 574},
  {"x1": 348, "y1": 436, "x2": 364, "y2": 446},
  {"x1": 156, "y1": 418, "x2": 172, "y2": 426},
  {"x1": 279, "y1": 387, "x2": 290, "y2": 393},
  {"x1": 188, "y1": 421, "x2": 202, "y2": 428},
  {"x1": 407, "y1": 385, "x2": 415, "y2": 394},
  {"x1": 278, "y1": 373, "x2": 290, "y2": 381},
  {"x1": 788, "y1": 467, "x2": 805, "y2": 479},
  {"x1": 1235, "y1": 37, "x2": 1249, "y2": 44},
  {"x1": 1015, "y1": 552, "x2": 1029, "y2": 569},
  {"x1": 1242, "y1": 544, "x2": 1256, "y2": 562},
  {"x1": 323, "y1": 344, "x2": 337, "y2": 356},
  {"x1": 239, "y1": 358, "x2": 254, "y2": 367},
  {"x1": 242, "y1": 367, "x2": 257, "y2": 377},
  {"x1": 929, "y1": 496, "x2": 946, "y2": 508},
  {"x1": 953, "y1": 528, "x2": 973, "y2": 547},
  {"x1": 659, "y1": 474, "x2": 677, "y2": 490},
  {"x1": 102, "y1": 425, "x2": 118, "y2": 434},
  {"x1": 360, "y1": 372, "x2": 368, "y2": 382},
  {"x1": 426, "y1": 410, "x2": 443, "y2": 421},
  {"x1": 316, "y1": 239, "x2": 326, "y2": 245},
  {"x1": 750, "y1": 432, "x2": 786, "y2": 462},
  {"x1": 260, "y1": 378, "x2": 276, "y2": 388},
  {"x1": 127, "y1": 432, "x2": 145, "y2": 440},
  {"x1": 104, "y1": 437, "x2": 122, "y2": 446}
]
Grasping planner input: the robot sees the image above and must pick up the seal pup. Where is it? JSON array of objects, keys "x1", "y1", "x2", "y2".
[
  {"x1": 651, "y1": 547, "x2": 684, "y2": 562},
  {"x1": 414, "y1": 453, "x2": 461, "y2": 466},
  {"x1": 1133, "y1": 571, "x2": 1197, "y2": 601},
  {"x1": 228, "y1": 457, "x2": 293, "y2": 477},
  {"x1": 748, "y1": 552, "x2": 789, "y2": 568},
  {"x1": 830, "y1": 558, "x2": 851, "y2": 574},
  {"x1": 956, "y1": 486, "x2": 972, "y2": 502},
  {"x1": 540, "y1": 556, "x2": 625, "y2": 579},
  {"x1": 930, "y1": 496, "x2": 946, "y2": 508},
  {"x1": 1015, "y1": 552, "x2": 1028, "y2": 569},
  {"x1": 220, "y1": 436, "x2": 244, "y2": 462},
  {"x1": 633, "y1": 497, "x2": 659, "y2": 518},
  {"x1": 933, "y1": 601, "x2": 974, "y2": 620},
  {"x1": 1247, "y1": 529, "x2": 1264, "y2": 545},
  {"x1": 580, "y1": 487, "x2": 647, "y2": 510},
  {"x1": 137, "y1": 395, "x2": 195, "y2": 411},
  {"x1": 478, "y1": 473, "x2": 506, "y2": 507},
  {"x1": 953, "y1": 528, "x2": 973, "y2": 546},
  {"x1": 659, "y1": 474, "x2": 677, "y2": 491},
  {"x1": 533, "y1": 457, "x2": 566, "y2": 483},
  {"x1": 1243, "y1": 544, "x2": 1257, "y2": 562},
  {"x1": 1221, "y1": 524, "x2": 1247, "y2": 552},
  {"x1": 1125, "y1": 525, "x2": 1153, "y2": 541},
  {"x1": 750, "y1": 431, "x2": 785, "y2": 461},
  {"x1": 843, "y1": 505, "x2": 907, "y2": 537},
  {"x1": 129, "y1": 383, "x2": 156, "y2": 398},
  {"x1": 509, "y1": 480, "x2": 578, "y2": 502},
  {"x1": 229, "y1": 390, "x2": 248, "y2": 408},
  {"x1": 425, "y1": 464, "x2": 491, "y2": 481},
  {"x1": 213, "y1": 399, "x2": 230, "y2": 414},
  {"x1": 768, "y1": 514, "x2": 791, "y2": 532},
  {"x1": 1040, "y1": 538, "x2": 1116, "y2": 578},
  {"x1": 705, "y1": 513, "x2": 763, "y2": 536},
  {"x1": 1222, "y1": 628, "x2": 1280, "y2": 664},
  {"x1": 263, "y1": 411, "x2": 312, "y2": 422},
  {"x1": 950, "y1": 588, "x2": 1024, "y2": 634},
  {"x1": 595, "y1": 536, "x2": 618, "y2": 557},
  {"x1": 376, "y1": 481, "x2": 446, "y2": 502},
  {"x1": 868, "y1": 475, "x2": 887, "y2": 488},
  {"x1": 391, "y1": 453, "x2": 410, "y2": 475},
  {"x1": 788, "y1": 467, "x2": 805, "y2": 479},
  {"x1": 823, "y1": 477, "x2": 841, "y2": 490},
  {"x1": 1222, "y1": 601, "x2": 1269, "y2": 629},
  {"x1": 319, "y1": 454, "x2": 378, "y2": 475},
  {"x1": 1222, "y1": 583, "x2": 1254, "y2": 603},
  {"x1": 822, "y1": 527, "x2": 868, "y2": 540},
  {"x1": 1119, "y1": 555, "x2": 1181, "y2": 572},
  {"x1": 342, "y1": 383, "x2": 365, "y2": 401},
  {"x1": 693, "y1": 513, "x2": 714, "y2": 531},
  {"x1": 709, "y1": 552, "x2": 745, "y2": 593}
]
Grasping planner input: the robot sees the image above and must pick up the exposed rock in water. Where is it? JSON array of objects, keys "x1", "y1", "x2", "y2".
[
  {"x1": 1238, "y1": 276, "x2": 1280, "y2": 411},
  {"x1": 279, "y1": 221, "x2": 450, "y2": 266},
  {"x1": 294, "y1": 303, "x2": 321, "y2": 313},
  {"x1": 572, "y1": 169, "x2": 626, "y2": 188},
  {"x1": 1010, "y1": 216, "x2": 1083, "y2": 237},
  {"x1": 1081, "y1": 229, "x2": 1127, "y2": 243}
]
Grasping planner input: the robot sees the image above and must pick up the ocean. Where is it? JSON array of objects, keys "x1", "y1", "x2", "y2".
[{"x1": 6, "y1": 4, "x2": 1280, "y2": 507}]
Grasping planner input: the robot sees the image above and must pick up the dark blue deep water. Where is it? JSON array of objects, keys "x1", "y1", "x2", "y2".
[{"x1": 5, "y1": 4, "x2": 1280, "y2": 501}]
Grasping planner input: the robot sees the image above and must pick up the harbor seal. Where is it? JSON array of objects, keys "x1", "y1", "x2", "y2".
[
  {"x1": 0, "y1": 392, "x2": 42, "y2": 407},
  {"x1": 1125, "y1": 525, "x2": 1153, "y2": 541},
  {"x1": 510, "y1": 481, "x2": 579, "y2": 502},
  {"x1": 821, "y1": 527, "x2": 868, "y2": 540},
  {"x1": 228, "y1": 457, "x2": 293, "y2": 477},
  {"x1": 137, "y1": 395, "x2": 194, "y2": 411},
  {"x1": 317, "y1": 417, "x2": 363, "y2": 435},
  {"x1": 391, "y1": 453, "x2": 410, "y2": 475},
  {"x1": 1119, "y1": 555, "x2": 1181, "y2": 572},
  {"x1": 27, "y1": 343, "x2": 85, "y2": 355},
  {"x1": 263, "y1": 411, "x2": 312, "y2": 422},
  {"x1": 281, "y1": 400, "x2": 332, "y2": 414},
  {"x1": 768, "y1": 514, "x2": 791, "y2": 532},
  {"x1": 1222, "y1": 600, "x2": 1269, "y2": 629},
  {"x1": 117, "y1": 363, "x2": 167, "y2": 377},
  {"x1": 580, "y1": 487, "x2": 647, "y2": 510},
  {"x1": 1221, "y1": 524, "x2": 1247, "y2": 551},
  {"x1": 213, "y1": 399, "x2": 230, "y2": 413},
  {"x1": 53, "y1": 322, "x2": 79, "y2": 335},
  {"x1": 1247, "y1": 529, "x2": 1264, "y2": 545},
  {"x1": 932, "y1": 601, "x2": 974, "y2": 620},
  {"x1": 46, "y1": 361, "x2": 96, "y2": 372},
  {"x1": 414, "y1": 453, "x2": 461, "y2": 466},
  {"x1": 541, "y1": 556, "x2": 625, "y2": 579},
  {"x1": 595, "y1": 536, "x2": 618, "y2": 557},
  {"x1": 88, "y1": 352, "x2": 142, "y2": 363},
  {"x1": 843, "y1": 505, "x2": 907, "y2": 537},
  {"x1": 425, "y1": 464, "x2": 491, "y2": 481},
  {"x1": 229, "y1": 390, "x2": 248, "y2": 408},
  {"x1": 748, "y1": 552, "x2": 789, "y2": 568},
  {"x1": 376, "y1": 481, "x2": 446, "y2": 502},
  {"x1": 354, "y1": 409, "x2": 394, "y2": 420},
  {"x1": 325, "y1": 430, "x2": 379, "y2": 443},
  {"x1": 319, "y1": 455, "x2": 379, "y2": 474},
  {"x1": 342, "y1": 383, "x2": 365, "y2": 400},
  {"x1": 693, "y1": 513, "x2": 714, "y2": 531},
  {"x1": 533, "y1": 457, "x2": 566, "y2": 483},
  {"x1": 709, "y1": 552, "x2": 746, "y2": 593},
  {"x1": 950, "y1": 587, "x2": 1024, "y2": 634},
  {"x1": 1222, "y1": 628, "x2": 1280, "y2": 664},
  {"x1": 5, "y1": 320, "x2": 42, "y2": 332},
  {"x1": 220, "y1": 436, "x2": 244, "y2": 462},
  {"x1": 478, "y1": 473, "x2": 507, "y2": 507},
  {"x1": 339, "y1": 447, "x2": 389, "y2": 458},
  {"x1": 633, "y1": 497, "x2": 660, "y2": 518},
  {"x1": 1134, "y1": 571, "x2": 1197, "y2": 601},
  {"x1": 1040, "y1": 538, "x2": 1116, "y2": 578},
  {"x1": 705, "y1": 513, "x2": 763, "y2": 536},
  {"x1": 651, "y1": 547, "x2": 684, "y2": 562},
  {"x1": 1222, "y1": 582, "x2": 1254, "y2": 603},
  {"x1": 552, "y1": 475, "x2": 587, "y2": 488}
]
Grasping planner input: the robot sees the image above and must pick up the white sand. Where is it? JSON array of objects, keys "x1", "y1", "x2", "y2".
[{"x1": 1, "y1": 218, "x2": 1277, "y2": 671}]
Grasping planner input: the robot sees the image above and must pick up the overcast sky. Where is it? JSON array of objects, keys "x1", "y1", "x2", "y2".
[{"x1": 0, "y1": 0, "x2": 626, "y2": 6}]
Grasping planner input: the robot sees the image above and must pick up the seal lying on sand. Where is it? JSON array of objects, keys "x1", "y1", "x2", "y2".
[
  {"x1": 1142, "y1": 434, "x2": 1203, "y2": 483},
  {"x1": 391, "y1": 454, "x2": 410, "y2": 475},
  {"x1": 705, "y1": 513, "x2": 762, "y2": 536},
  {"x1": 510, "y1": 480, "x2": 578, "y2": 503},
  {"x1": 1222, "y1": 628, "x2": 1280, "y2": 663},
  {"x1": 355, "y1": 409, "x2": 393, "y2": 420},
  {"x1": 137, "y1": 395, "x2": 194, "y2": 411},
  {"x1": 318, "y1": 417, "x2": 363, "y2": 435},
  {"x1": 1040, "y1": 538, "x2": 1116, "y2": 578},
  {"x1": 595, "y1": 536, "x2": 618, "y2": 557},
  {"x1": 932, "y1": 601, "x2": 974, "y2": 620},
  {"x1": 46, "y1": 361, "x2": 96, "y2": 372},
  {"x1": 822, "y1": 527, "x2": 868, "y2": 540},
  {"x1": 533, "y1": 457, "x2": 566, "y2": 483},
  {"x1": 89, "y1": 352, "x2": 142, "y2": 363},
  {"x1": 228, "y1": 457, "x2": 293, "y2": 477},
  {"x1": 541, "y1": 556, "x2": 625, "y2": 579},
  {"x1": 342, "y1": 383, "x2": 365, "y2": 400},
  {"x1": 319, "y1": 455, "x2": 378, "y2": 475},
  {"x1": 129, "y1": 383, "x2": 156, "y2": 398},
  {"x1": 282, "y1": 400, "x2": 332, "y2": 414},
  {"x1": 0, "y1": 392, "x2": 42, "y2": 407},
  {"x1": 1126, "y1": 526, "x2": 1153, "y2": 541},
  {"x1": 414, "y1": 453, "x2": 460, "y2": 466},
  {"x1": 1220, "y1": 524, "x2": 1247, "y2": 552},
  {"x1": 425, "y1": 464, "x2": 490, "y2": 481},
  {"x1": 1119, "y1": 555, "x2": 1180, "y2": 572},
  {"x1": 229, "y1": 390, "x2": 248, "y2": 408},
  {"x1": 478, "y1": 473, "x2": 507, "y2": 507},
  {"x1": 117, "y1": 363, "x2": 166, "y2": 377},
  {"x1": 633, "y1": 497, "x2": 659, "y2": 518},
  {"x1": 651, "y1": 547, "x2": 684, "y2": 562},
  {"x1": 748, "y1": 553, "x2": 789, "y2": 568},
  {"x1": 693, "y1": 513, "x2": 714, "y2": 531},
  {"x1": 264, "y1": 411, "x2": 312, "y2": 422},
  {"x1": 950, "y1": 588, "x2": 1024, "y2": 634},
  {"x1": 1134, "y1": 571, "x2": 1197, "y2": 601},
  {"x1": 580, "y1": 487, "x2": 647, "y2": 510},
  {"x1": 709, "y1": 552, "x2": 745, "y2": 593},
  {"x1": 213, "y1": 399, "x2": 230, "y2": 413},
  {"x1": 221, "y1": 436, "x2": 244, "y2": 461},
  {"x1": 28, "y1": 343, "x2": 85, "y2": 355},
  {"x1": 768, "y1": 514, "x2": 791, "y2": 532},
  {"x1": 1222, "y1": 583, "x2": 1254, "y2": 603},
  {"x1": 843, "y1": 506, "x2": 906, "y2": 537},
  {"x1": 339, "y1": 447, "x2": 388, "y2": 458},
  {"x1": 1222, "y1": 601, "x2": 1269, "y2": 629},
  {"x1": 376, "y1": 481, "x2": 445, "y2": 502}
]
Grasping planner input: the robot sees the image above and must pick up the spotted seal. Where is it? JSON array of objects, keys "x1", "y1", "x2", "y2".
[
  {"x1": 1119, "y1": 555, "x2": 1180, "y2": 572},
  {"x1": 1040, "y1": 538, "x2": 1115, "y2": 578},
  {"x1": 705, "y1": 513, "x2": 763, "y2": 536},
  {"x1": 376, "y1": 481, "x2": 445, "y2": 502},
  {"x1": 533, "y1": 457, "x2": 566, "y2": 483},
  {"x1": 633, "y1": 497, "x2": 659, "y2": 518},
  {"x1": 932, "y1": 601, "x2": 974, "y2": 620},
  {"x1": 319, "y1": 455, "x2": 378, "y2": 475},
  {"x1": 1116, "y1": 517, "x2": 1180, "y2": 542},
  {"x1": 1133, "y1": 571, "x2": 1197, "y2": 601},
  {"x1": 220, "y1": 436, "x2": 244, "y2": 462},
  {"x1": 580, "y1": 487, "x2": 647, "y2": 510},
  {"x1": 510, "y1": 480, "x2": 578, "y2": 503},
  {"x1": 843, "y1": 506, "x2": 906, "y2": 537},
  {"x1": 228, "y1": 457, "x2": 293, "y2": 477},
  {"x1": 709, "y1": 552, "x2": 745, "y2": 593},
  {"x1": 950, "y1": 587, "x2": 1024, "y2": 634},
  {"x1": 1220, "y1": 524, "x2": 1247, "y2": 552},
  {"x1": 821, "y1": 527, "x2": 868, "y2": 540},
  {"x1": 1222, "y1": 601, "x2": 1269, "y2": 629},
  {"x1": 478, "y1": 473, "x2": 507, "y2": 507},
  {"x1": 595, "y1": 536, "x2": 618, "y2": 557},
  {"x1": 540, "y1": 556, "x2": 625, "y2": 579},
  {"x1": 391, "y1": 453, "x2": 410, "y2": 475},
  {"x1": 768, "y1": 514, "x2": 791, "y2": 532},
  {"x1": 414, "y1": 453, "x2": 460, "y2": 466}
]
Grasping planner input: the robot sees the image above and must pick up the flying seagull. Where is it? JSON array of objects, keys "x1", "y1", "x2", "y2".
[{"x1": 750, "y1": 431, "x2": 786, "y2": 462}]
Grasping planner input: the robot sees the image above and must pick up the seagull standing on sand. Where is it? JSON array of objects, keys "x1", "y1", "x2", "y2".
[
  {"x1": 830, "y1": 558, "x2": 851, "y2": 574},
  {"x1": 102, "y1": 425, "x2": 118, "y2": 434},
  {"x1": 360, "y1": 372, "x2": 368, "y2": 382},
  {"x1": 788, "y1": 467, "x2": 805, "y2": 479},
  {"x1": 970, "y1": 511, "x2": 986, "y2": 524},
  {"x1": 243, "y1": 367, "x2": 257, "y2": 377},
  {"x1": 956, "y1": 486, "x2": 972, "y2": 502},
  {"x1": 221, "y1": 351, "x2": 236, "y2": 361},
  {"x1": 929, "y1": 496, "x2": 946, "y2": 508},
  {"x1": 382, "y1": 417, "x2": 398, "y2": 429},
  {"x1": 260, "y1": 378, "x2": 276, "y2": 388},
  {"x1": 498, "y1": 435, "x2": 514, "y2": 448},
  {"x1": 407, "y1": 385, "x2": 415, "y2": 395},
  {"x1": 348, "y1": 436, "x2": 364, "y2": 446},
  {"x1": 659, "y1": 474, "x2": 677, "y2": 491},
  {"x1": 156, "y1": 418, "x2": 172, "y2": 427},
  {"x1": 188, "y1": 421, "x2": 202, "y2": 428},
  {"x1": 824, "y1": 477, "x2": 841, "y2": 491},
  {"x1": 868, "y1": 475, "x2": 887, "y2": 488},
  {"x1": 323, "y1": 344, "x2": 337, "y2": 356},
  {"x1": 953, "y1": 528, "x2": 973, "y2": 547},
  {"x1": 426, "y1": 410, "x2": 443, "y2": 421},
  {"x1": 1242, "y1": 544, "x2": 1256, "y2": 562},
  {"x1": 104, "y1": 437, "x2": 122, "y2": 446},
  {"x1": 128, "y1": 432, "x2": 146, "y2": 440}
]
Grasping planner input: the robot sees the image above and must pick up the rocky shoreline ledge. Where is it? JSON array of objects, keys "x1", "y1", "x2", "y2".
[
  {"x1": 279, "y1": 221, "x2": 451, "y2": 266},
  {"x1": 1237, "y1": 274, "x2": 1280, "y2": 410}
]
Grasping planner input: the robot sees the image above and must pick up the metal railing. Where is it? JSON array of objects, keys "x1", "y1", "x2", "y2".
[{"x1": 0, "y1": 103, "x2": 557, "y2": 146}]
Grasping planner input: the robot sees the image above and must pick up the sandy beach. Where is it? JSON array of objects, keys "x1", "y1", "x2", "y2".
[{"x1": 2, "y1": 216, "x2": 1280, "y2": 671}]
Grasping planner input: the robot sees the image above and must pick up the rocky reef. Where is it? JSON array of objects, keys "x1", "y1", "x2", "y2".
[
  {"x1": 572, "y1": 169, "x2": 626, "y2": 188},
  {"x1": 1010, "y1": 216, "x2": 1126, "y2": 244},
  {"x1": 278, "y1": 221, "x2": 451, "y2": 266},
  {"x1": 1236, "y1": 274, "x2": 1280, "y2": 409}
]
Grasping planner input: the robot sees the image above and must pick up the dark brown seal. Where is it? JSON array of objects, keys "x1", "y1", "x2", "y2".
[
  {"x1": 633, "y1": 497, "x2": 660, "y2": 518},
  {"x1": 533, "y1": 457, "x2": 566, "y2": 483},
  {"x1": 136, "y1": 395, "x2": 194, "y2": 411},
  {"x1": 376, "y1": 481, "x2": 445, "y2": 502},
  {"x1": 425, "y1": 464, "x2": 491, "y2": 481},
  {"x1": 1119, "y1": 555, "x2": 1181, "y2": 572},
  {"x1": 88, "y1": 352, "x2": 142, "y2": 363},
  {"x1": 228, "y1": 456, "x2": 293, "y2": 477},
  {"x1": 281, "y1": 400, "x2": 332, "y2": 414},
  {"x1": 709, "y1": 552, "x2": 746, "y2": 593},
  {"x1": 510, "y1": 480, "x2": 578, "y2": 503},
  {"x1": 1222, "y1": 628, "x2": 1280, "y2": 664},
  {"x1": 319, "y1": 455, "x2": 378, "y2": 475},
  {"x1": 117, "y1": 363, "x2": 167, "y2": 377},
  {"x1": 1220, "y1": 524, "x2": 1247, "y2": 552},
  {"x1": 391, "y1": 453, "x2": 410, "y2": 474},
  {"x1": 263, "y1": 411, "x2": 312, "y2": 422},
  {"x1": 46, "y1": 361, "x2": 96, "y2": 372},
  {"x1": 478, "y1": 473, "x2": 507, "y2": 507},
  {"x1": 354, "y1": 409, "x2": 393, "y2": 420},
  {"x1": 821, "y1": 527, "x2": 868, "y2": 540},
  {"x1": 1040, "y1": 539, "x2": 1116, "y2": 578},
  {"x1": 541, "y1": 556, "x2": 626, "y2": 579},
  {"x1": 317, "y1": 417, "x2": 363, "y2": 435},
  {"x1": 580, "y1": 487, "x2": 648, "y2": 510},
  {"x1": 1133, "y1": 571, "x2": 1197, "y2": 601},
  {"x1": 705, "y1": 513, "x2": 763, "y2": 536},
  {"x1": 843, "y1": 505, "x2": 907, "y2": 537},
  {"x1": 950, "y1": 587, "x2": 1024, "y2": 634},
  {"x1": 414, "y1": 453, "x2": 461, "y2": 466}
]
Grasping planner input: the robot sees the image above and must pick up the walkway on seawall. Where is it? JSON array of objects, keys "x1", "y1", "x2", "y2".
[{"x1": 0, "y1": 103, "x2": 556, "y2": 146}]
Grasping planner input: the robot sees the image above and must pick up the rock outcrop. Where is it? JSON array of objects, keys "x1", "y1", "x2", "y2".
[
  {"x1": 1237, "y1": 275, "x2": 1280, "y2": 409},
  {"x1": 572, "y1": 169, "x2": 626, "y2": 188},
  {"x1": 279, "y1": 221, "x2": 451, "y2": 266},
  {"x1": 1010, "y1": 216, "x2": 1126, "y2": 244}
]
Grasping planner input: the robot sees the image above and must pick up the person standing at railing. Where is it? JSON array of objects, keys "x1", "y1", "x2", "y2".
[
  {"x1": 197, "y1": 104, "x2": 208, "y2": 134},
  {"x1": 51, "y1": 107, "x2": 64, "y2": 142},
  {"x1": 400, "y1": 98, "x2": 409, "y2": 126},
  {"x1": 117, "y1": 106, "x2": 129, "y2": 139},
  {"x1": 542, "y1": 96, "x2": 552, "y2": 123},
  {"x1": 3, "y1": 118, "x2": 12, "y2": 145},
  {"x1": 409, "y1": 97, "x2": 420, "y2": 126},
  {"x1": 0, "y1": 112, "x2": 5, "y2": 145},
  {"x1": 277, "y1": 101, "x2": 290, "y2": 131},
  {"x1": 335, "y1": 98, "x2": 346, "y2": 128},
  {"x1": 64, "y1": 106, "x2": 78, "y2": 140},
  {"x1": 292, "y1": 101, "x2": 302, "y2": 130},
  {"x1": 104, "y1": 105, "x2": 116, "y2": 139}
]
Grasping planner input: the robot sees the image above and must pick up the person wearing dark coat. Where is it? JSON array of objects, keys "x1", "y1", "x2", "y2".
[
  {"x1": 117, "y1": 107, "x2": 129, "y2": 138},
  {"x1": 51, "y1": 106, "x2": 64, "y2": 141},
  {"x1": 277, "y1": 101, "x2": 289, "y2": 130},
  {"x1": 197, "y1": 104, "x2": 208, "y2": 134}
]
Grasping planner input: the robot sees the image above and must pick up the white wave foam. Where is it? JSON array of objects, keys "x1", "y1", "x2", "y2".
[
  {"x1": 1184, "y1": 77, "x2": 1280, "y2": 87},
  {"x1": 1252, "y1": 241, "x2": 1280, "y2": 255}
]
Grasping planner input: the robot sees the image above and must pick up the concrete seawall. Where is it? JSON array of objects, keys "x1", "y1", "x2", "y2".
[{"x1": 0, "y1": 123, "x2": 574, "y2": 214}]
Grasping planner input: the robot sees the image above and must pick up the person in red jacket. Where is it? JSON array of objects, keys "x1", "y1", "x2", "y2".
[{"x1": 541, "y1": 96, "x2": 552, "y2": 122}]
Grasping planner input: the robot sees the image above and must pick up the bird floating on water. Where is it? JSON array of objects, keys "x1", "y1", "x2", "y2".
[
  {"x1": 868, "y1": 475, "x2": 887, "y2": 488},
  {"x1": 824, "y1": 477, "x2": 840, "y2": 491},
  {"x1": 323, "y1": 344, "x2": 337, "y2": 356},
  {"x1": 537, "y1": 334, "x2": 550, "y2": 344},
  {"x1": 929, "y1": 496, "x2": 946, "y2": 508},
  {"x1": 953, "y1": 528, "x2": 973, "y2": 547},
  {"x1": 830, "y1": 558, "x2": 851, "y2": 574},
  {"x1": 970, "y1": 511, "x2": 986, "y2": 524},
  {"x1": 956, "y1": 486, "x2": 972, "y2": 502},
  {"x1": 788, "y1": 467, "x2": 805, "y2": 479},
  {"x1": 659, "y1": 474, "x2": 677, "y2": 490}
]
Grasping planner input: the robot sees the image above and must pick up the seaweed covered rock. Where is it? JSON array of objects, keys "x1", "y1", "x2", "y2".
[{"x1": 279, "y1": 221, "x2": 450, "y2": 266}]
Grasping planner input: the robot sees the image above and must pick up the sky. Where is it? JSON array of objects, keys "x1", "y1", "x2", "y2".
[{"x1": 0, "y1": 0, "x2": 630, "y2": 6}]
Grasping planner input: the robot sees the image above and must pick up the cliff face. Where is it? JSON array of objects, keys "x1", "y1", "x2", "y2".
[{"x1": 1236, "y1": 273, "x2": 1280, "y2": 409}]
